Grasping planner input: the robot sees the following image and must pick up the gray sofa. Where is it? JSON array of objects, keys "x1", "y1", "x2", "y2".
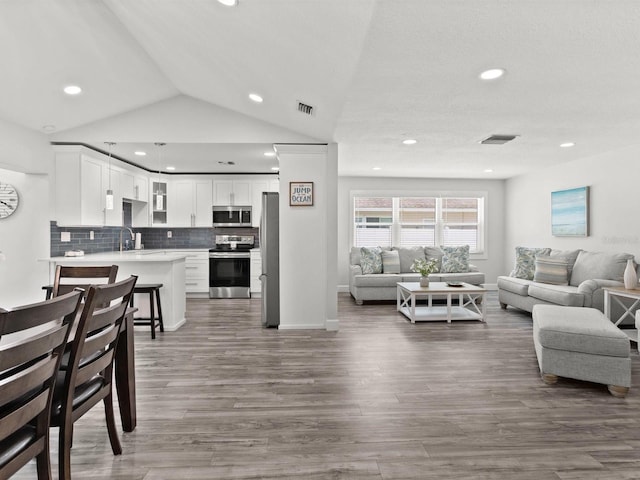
[
  {"x1": 349, "y1": 246, "x2": 485, "y2": 304},
  {"x1": 498, "y1": 249, "x2": 637, "y2": 322}
]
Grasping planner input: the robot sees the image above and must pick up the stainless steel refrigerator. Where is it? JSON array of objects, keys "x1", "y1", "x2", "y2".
[{"x1": 259, "y1": 192, "x2": 279, "y2": 327}]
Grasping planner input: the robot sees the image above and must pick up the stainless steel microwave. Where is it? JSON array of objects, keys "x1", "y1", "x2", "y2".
[{"x1": 212, "y1": 206, "x2": 252, "y2": 227}]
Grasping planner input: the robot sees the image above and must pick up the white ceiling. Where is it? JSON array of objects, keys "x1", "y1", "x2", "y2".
[{"x1": 1, "y1": 0, "x2": 640, "y2": 178}]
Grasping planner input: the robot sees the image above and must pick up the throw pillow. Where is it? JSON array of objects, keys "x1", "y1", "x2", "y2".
[
  {"x1": 381, "y1": 250, "x2": 401, "y2": 274},
  {"x1": 394, "y1": 246, "x2": 426, "y2": 273},
  {"x1": 360, "y1": 247, "x2": 383, "y2": 274},
  {"x1": 533, "y1": 256, "x2": 569, "y2": 285},
  {"x1": 549, "y1": 249, "x2": 581, "y2": 283},
  {"x1": 569, "y1": 251, "x2": 634, "y2": 287},
  {"x1": 510, "y1": 246, "x2": 551, "y2": 280},
  {"x1": 440, "y1": 245, "x2": 470, "y2": 273},
  {"x1": 424, "y1": 246, "x2": 444, "y2": 272}
]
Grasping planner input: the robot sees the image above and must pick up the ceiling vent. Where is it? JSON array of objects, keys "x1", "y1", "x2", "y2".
[
  {"x1": 297, "y1": 101, "x2": 314, "y2": 116},
  {"x1": 480, "y1": 134, "x2": 518, "y2": 145}
]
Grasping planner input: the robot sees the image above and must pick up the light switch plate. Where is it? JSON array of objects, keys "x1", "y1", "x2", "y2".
[
  {"x1": 89, "y1": 231, "x2": 94, "y2": 240},
  {"x1": 167, "y1": 231, "x2": 172, "y2": 238},
  {"x1": 61, "y1": 232, "x2": 71, "y2": 242}
]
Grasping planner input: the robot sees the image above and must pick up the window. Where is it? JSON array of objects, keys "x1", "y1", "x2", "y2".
[{"x1": 353, "y1": 194, "x2": 485, "y2": 254}]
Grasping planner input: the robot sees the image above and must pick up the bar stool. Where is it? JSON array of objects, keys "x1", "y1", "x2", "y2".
[{"x1": 131, "y1": 284, "x2": 164, "y2": 339}]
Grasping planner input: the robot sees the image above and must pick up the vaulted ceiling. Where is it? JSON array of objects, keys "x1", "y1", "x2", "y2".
[{"x1": 1, "y1": 0, "x2": 639, "y2": 177}]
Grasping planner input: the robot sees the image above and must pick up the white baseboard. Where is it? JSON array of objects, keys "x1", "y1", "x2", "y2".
[
  {"x1": 325, "y1": 319, "x2": 339, "y2": 331},
  {"x1": 278, "y1": 323, "x2": 326, "y2": 330},
  {"x1": 337, "y1": 284, "x2": 349, "y2": 293}
]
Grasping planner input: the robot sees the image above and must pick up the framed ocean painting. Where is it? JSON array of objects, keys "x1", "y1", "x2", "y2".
[{"x1": 551, "y1": 186, "x2": 589, "y2": 237}]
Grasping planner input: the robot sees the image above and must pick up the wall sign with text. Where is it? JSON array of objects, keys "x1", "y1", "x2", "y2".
[{"x1": 289, "y1": 182, "x2": 314, "y2": 206}]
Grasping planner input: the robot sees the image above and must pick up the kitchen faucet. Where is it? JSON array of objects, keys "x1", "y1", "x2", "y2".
[{"x1": 120, "y1": 227, "x2": 135, "y2": 251}]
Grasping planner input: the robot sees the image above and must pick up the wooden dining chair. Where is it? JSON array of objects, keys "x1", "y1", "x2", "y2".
[
  {"x1": 0, "y1": 290, "x2": 83, "y2": 480},
  {"x1": 52, "y1": 265, "x2": 118, "y2": 300},
  {"x1": 50, "y1": 275, "x2": 137, "y2": 480}
]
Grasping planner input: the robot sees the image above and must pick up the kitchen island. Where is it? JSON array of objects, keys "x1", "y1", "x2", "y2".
[{"x1": 44, "y1": 250, "x2": 187, "y2": 331}]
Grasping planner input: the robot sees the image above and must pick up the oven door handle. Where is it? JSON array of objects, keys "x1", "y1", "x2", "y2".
[{"x1": 209, "y1": 253, "x2": 251, "y2": 259}]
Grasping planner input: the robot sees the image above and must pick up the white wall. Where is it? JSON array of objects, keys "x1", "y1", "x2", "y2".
[
  {"x1": 337, "y1": 176, "x2": 506, "y2": 287},
  {"x1": 0, "y1": 120, "x2": 53, "y2": 307},
  {"x1": 505, "y1": 145, "x2": 640, "y2": 267},
  {"x1": 0, "y1": 169, "x2": 51, "y2": 308},
  {"x1": 276, "y1": 144, "x2": 338, "y2": 330}
]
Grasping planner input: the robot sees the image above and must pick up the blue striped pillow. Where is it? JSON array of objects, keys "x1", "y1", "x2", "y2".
[
  {"x1": 381, "y1": 250, "x2": 401, "y2": 274},
  {"x1": 533, "y1": 256, "x2": 569, "y2": 285}
]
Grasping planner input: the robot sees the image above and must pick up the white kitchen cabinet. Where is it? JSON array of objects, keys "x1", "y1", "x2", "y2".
[
  {"x1": 121, "y1": 171, "x2": 135, "y2": 200},
  {"x1": 250, "y1": 249, "x2": 262, "y2": 296},
  {"x1": 168, "y1": 180, "x2": 212, "y2": 227},
  {"x1": 172, "y1": 250, "x2": 209, "y2": 294},
  {"x1": 134, "y1": 175, "x2": 148, "y2": 202},
  {"x1": 151, "y1": 181, "x2": 168, "y2": 225},
  {"x1": 213, "y1": 179, "x2": 251, "y2": 206},
  {"x1": 55, "y1": 153, "x2": 105, "y2": 226}
]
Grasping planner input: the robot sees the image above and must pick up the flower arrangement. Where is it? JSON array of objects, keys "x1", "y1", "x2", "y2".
[{"x1": 411, "y1": 257, "x2": 438, "y2": 277}]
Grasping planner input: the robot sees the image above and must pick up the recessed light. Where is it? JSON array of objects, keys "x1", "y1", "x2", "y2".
[
  {"x1": 264, "y1": 152, "x2": 276, "y2": 157},
  {"x1": 134, "y1": 151, "x2": 146, "y2": 156},
  {"x1": 63, "y1": 85, "x2": 82, "y2": 95},
  {"x1": 479, "y1": 68, "x2": 506, "y2": 80},
  {"x1": 249, "y1": 93, "x2": 263, "y2": 103},
  {"x1": 484, "y1": 169, "x2": 494, "y2": 173},
  {"x1": 271, "y1": 167, "x2": 279, "y2": 171},
  {"x1": 42, "y1": 125, "x2": 56, "y2": 133},
  {"x1": 218, "y1": 0, "x2": 238, "y2": 5},
  {"x1": 402, "y1": 139, "x2": 417, "y2": 145},
  {"x1": 372, "y1": 167, "x2": 381, "y2": 171},
  {"x1": 560, "y1": 142, "x2": 575, "y2": 148},
  {"x1": 166, "y1": 166, "x2": 176, "y2": 171}
]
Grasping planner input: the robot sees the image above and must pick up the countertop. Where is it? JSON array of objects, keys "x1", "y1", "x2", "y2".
[{"x1": 44, "y1": 250, "x2": 189, "y2": 263}]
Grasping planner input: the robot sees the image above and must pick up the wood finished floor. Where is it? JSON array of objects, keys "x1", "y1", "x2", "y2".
[{"x1": 14, "y1": 293, "x2": 640, "y2": 480}]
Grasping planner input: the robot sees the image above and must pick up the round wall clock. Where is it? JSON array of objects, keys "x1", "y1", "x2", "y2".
[{"x1": 0, "y1": 182, "x2": 19, "y2": 219}]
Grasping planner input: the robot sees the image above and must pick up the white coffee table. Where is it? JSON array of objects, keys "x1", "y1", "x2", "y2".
[{"x1": 396, "y1": 281, "x2": 487, "y2": 324}]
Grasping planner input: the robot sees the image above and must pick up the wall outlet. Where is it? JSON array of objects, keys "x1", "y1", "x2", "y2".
[
  {"x1": 61, "y1": 232, "x2": 71, "y2": 242},
  {"x1": 89, "y1": 231, "x2": 94, "y2": 240},
  {"x1": 167, "y1": 231, "x2": 172, "y2": 238}
]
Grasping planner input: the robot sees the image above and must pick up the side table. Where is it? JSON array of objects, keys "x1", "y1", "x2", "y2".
[{"x1": 603, "y1": 286, "x2": 639, "y2": 343}]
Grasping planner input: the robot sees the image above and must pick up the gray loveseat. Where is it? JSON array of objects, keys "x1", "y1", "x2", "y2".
[
  {"x1": 498, "y1": 249, "x2": 638, "y2": 322},
  {"x1": 349, "y1": 246, "x2": 485, "y2": 304}
]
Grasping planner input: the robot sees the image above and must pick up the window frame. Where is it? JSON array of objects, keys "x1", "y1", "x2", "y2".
[{"x1": 351, "y1": 190, "x2": 488, "y2": 259}]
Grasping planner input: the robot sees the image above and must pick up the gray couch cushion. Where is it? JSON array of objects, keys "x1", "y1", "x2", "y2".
[
  {"x1": 350, "y1": 247, "x2": 361, "y2": 266},
  {"x1": 352, "y1": 274, "x2": 402, "y2": 288},
  {"x1": 400, "y1": 273, "x2": 421, "y2": 282},
  {"x1": 394, "y1": 246, "x2": 426, "y2": 273},
  {"x1": 424, "y1": 246, "x2": 444, "y2": 272},
  {"x1": 532, "y1": 305, "x2": 630, "y2": 357},
  {"x1": 569, "y1": 251, "x2": 633, "y2": 286},
  {"x1": 497, "y1": 276, "x2": 532, "y2": 296},
  {"x1": 528, "y1": 283, "x2": 584, "y2": 307}
]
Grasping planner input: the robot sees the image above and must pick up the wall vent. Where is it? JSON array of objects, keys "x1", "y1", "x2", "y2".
[
  {"x1": 297, "y1": 101, "x2": 314, "y2": 116},
  {"x1": 480, "y1": 134, "x2": 518, "y2": 145}
]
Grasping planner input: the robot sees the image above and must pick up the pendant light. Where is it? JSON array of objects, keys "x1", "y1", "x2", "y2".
[
  {"x1": 105, "y1": 142, "x2": 116, "y2": 210},
  {"x1": 154, "y1": 142, "x2": 165, "y2": 211}
]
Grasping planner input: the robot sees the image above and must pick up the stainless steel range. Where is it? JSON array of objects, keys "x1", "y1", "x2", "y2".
[{"x1": 209, "y1": 234, "x2": 255, "y2": 299}]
